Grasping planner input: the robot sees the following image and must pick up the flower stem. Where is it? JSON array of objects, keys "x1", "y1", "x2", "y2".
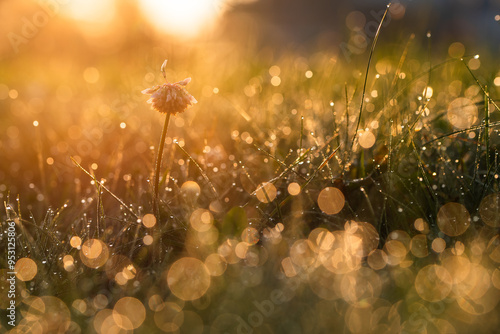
[{"x1": 153, "y1": 112, "x2": 171, "y2": 217}]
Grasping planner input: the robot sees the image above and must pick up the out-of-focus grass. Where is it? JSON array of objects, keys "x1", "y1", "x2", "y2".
[{"x1": 1, "y1": 4, "x2": 500, "y2": 332}]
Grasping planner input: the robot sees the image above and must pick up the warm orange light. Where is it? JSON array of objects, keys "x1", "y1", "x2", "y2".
[
  {"x1": 61, "y1": 0, "x2": 115, "y2": 24},
  {"x1": 137, "y1": 0, "x2": 223, "y2": 37}
]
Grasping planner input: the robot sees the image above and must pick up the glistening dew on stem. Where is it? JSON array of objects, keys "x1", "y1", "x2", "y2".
[{"x1": 142, "y1": 60, "x2": 197, "y2": 217}]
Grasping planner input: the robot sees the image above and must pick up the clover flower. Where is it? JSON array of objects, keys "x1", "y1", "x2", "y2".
[{"x1": 142, "y1": 78, "x2": 197, "y2": 115}]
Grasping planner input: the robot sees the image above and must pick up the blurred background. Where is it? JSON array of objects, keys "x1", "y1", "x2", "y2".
[
  {"x1": 1, "y1": 0, "x2": 499, "y2": 59},
  {"x1": 1, "y1": 0, "x2": 499, "y2": 215}
]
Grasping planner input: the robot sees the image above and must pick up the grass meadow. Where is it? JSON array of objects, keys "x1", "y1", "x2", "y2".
[{"x1": 1, "y1": 1, "x2": 500, "y2": 333}]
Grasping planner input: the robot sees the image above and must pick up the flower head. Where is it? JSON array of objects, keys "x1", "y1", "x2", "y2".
[{"x1": 142, "y1": 60, "x2": 197, "y2": 115}]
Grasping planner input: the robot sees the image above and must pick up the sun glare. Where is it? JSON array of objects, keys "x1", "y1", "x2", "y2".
[
  {"x1": 138, "y1": 0, "x2": 223, "y2": 37},
  {"x1": 61, "y1": 0, "x2": 115, "y2": 24}
]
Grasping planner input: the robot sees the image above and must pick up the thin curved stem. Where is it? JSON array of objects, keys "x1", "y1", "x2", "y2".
[
  {"x1": 351, "y1": 3, "x2": 391, "y2": 151},
  {"x1": 153, "y1": 112, "x2": 171, "y2": 217}
]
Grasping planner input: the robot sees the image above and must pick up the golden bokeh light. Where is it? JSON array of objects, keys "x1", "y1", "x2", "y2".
[
  {"x1": 271, "y1": 76, "x2": 282, "y2": 86},
  {"x1": 432, "y1": 237, "x2": 446, "y2": 253},
  {"x1": 358, "y1": 129, "x2": 376, "y2": 149},
  {"x1": 423, "y1": 86, "x2": 433, "y2": 99},
  {"x1": 167, "y1": 257, "x2": 211, "y2": 301},
  {"x1": 72, "y1": 299, "x2": 88, "y2": 315},
  {"x1": 15, "y1": 257, "x2": 37, "y2": 281},
  {"x1": 255, "y1": 182, "x2": 277, "y2": 203},
  {"x1": 383, "y1": 240, "x2": 408, "y2": 266},
  {"x1": 234, "y1": 241, "x2": 249, "y2": 259},
  {"x1": 63, "y1": 255, "x2": 75, "y2": 272},
  {"x1": 453, "y1": 263, "x2": 490, "y2": 300},
  {"x1": 440, "y1": 250, "x2": 471, "y2": 284},
  {"x1": 288, "y1": 182, "x2": 301, "y2": 196},
  {"x1": 148, "y1": 294, "x2": 164, "y2": 312},
  {"x1": 345, "y1": 221, "x2": 379, "y2": 257},
  {"x1": 142, "y1": 213, "x2": 157, "y2": 228},
  {"x1": 345, "y1": 305, "x2": 372, "y2": 333},
  {"x1": 375, "y1": 58, "x2": 392, "y2": 74},
  {"x1": 244, "y1": 247, "x2": 262, "y2": 267},
  {"x1": 25, "y1": 296, "x2": 72, "y2": 333},
  {"x1": 410, "y1": 234, "x2": 429, "y2": 258},
  {"x1": 317, "y1": 187, "x2": 345, "y2": 215},
  {"x1": 367, "y1": 249, "x2": 388, "y2": 270},
  {"x1": 492, "y1": 269, "x2": 500, "y2": 290},
  {"x1": 93, "y1": 309, "x2": 116, "y2": 333},
  {"x1": 241, "y1": 227, "x2": 259, "y2": 245},
  {"x1": 190, "y1": 208, "x2": 214, "y2": 232},
  {"x1": 309, "y1": 267, "x2": 341, "y2": 300},
  {"x1": 456, "y1": 288, "x2": 500, "y2": 315},
  {"x1": 91, "y1": 295, "x2": 108, "y2": 311},
  {"x1": 455, "y1": 264, "x2": 499, "y2": 315},
  {"x1": 341, "y1": 267, "x2": 381, "y2": 306},
  {"x1": 415, "y1": 265, "x2": 453, "y2": 302},
  {"x1": 437, "y1": 202, "x2": 470, "y2": 236},
  {"x1": 83, "y1": 67, "x2": 100, "y2": 84},
  {"x1": 479, "y1": 193, "x2": 500, "y2": 227},
  {"x1": 70, "y1": 236, "x2": 82, "y2": 248},
  {"x1": 269, "y1": 65, "x2": 281, "y2": 76},
  {"x1": 452, "y1": 240, "x2": 465, "y2": 256},
  {"x1": 154, "y1": 301, "x2": 185, "y2": 332},
  {"x1": 448, "y1": 41, "x2": 465, "y2": 58},
  {"x1": 204, "y1": 253, "x2": 227, "y2": 276},
  {"x1": 209, "y1": 200, "x2": 225, "y2": 213},
  {"x1": 308, "y1": 228, "x2": 335, "y2": 253},
  {"x1": 387, "y1": 230, "x2": 411, "y2": 247},
  {"x1": 181, "y1": 181, "x2": 201, "y2": 201},
  {"x1": 414, "y1": 218, "x2": 429, "y2": 233},
  {"x1": 143, "y1": 234, "x2": 154, "y2": 245},
  {"x1": 197, "y1": 225, "x2": 219, "y2": 246},
  {"x1": 281, "y1": 257, "x2": 298, "y2": 277},
  {"x1": 113, "y1": 297, "x2": 146, "y2": 330},
  {"x1": 80, "y1": 239, "x2": 110, "y2": 269},
  {"x1": 105, "y1": 255, "x2": 135, "y2": 282},
  {"x1": 290, "y1": 239, "x2": 315, "y2": 268},
  {"x1": 321, "y1": 231, "x2": 362, "y2": 274},
  {"x1": 487, "y1": 235, "x2": 500, "y2": 263},
  {"x1": 468, "y1": 57, "x2": 481, "y2": 70},
  {"x1": 447, "y1": 97, "x2": 478, "y2": 130}
]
